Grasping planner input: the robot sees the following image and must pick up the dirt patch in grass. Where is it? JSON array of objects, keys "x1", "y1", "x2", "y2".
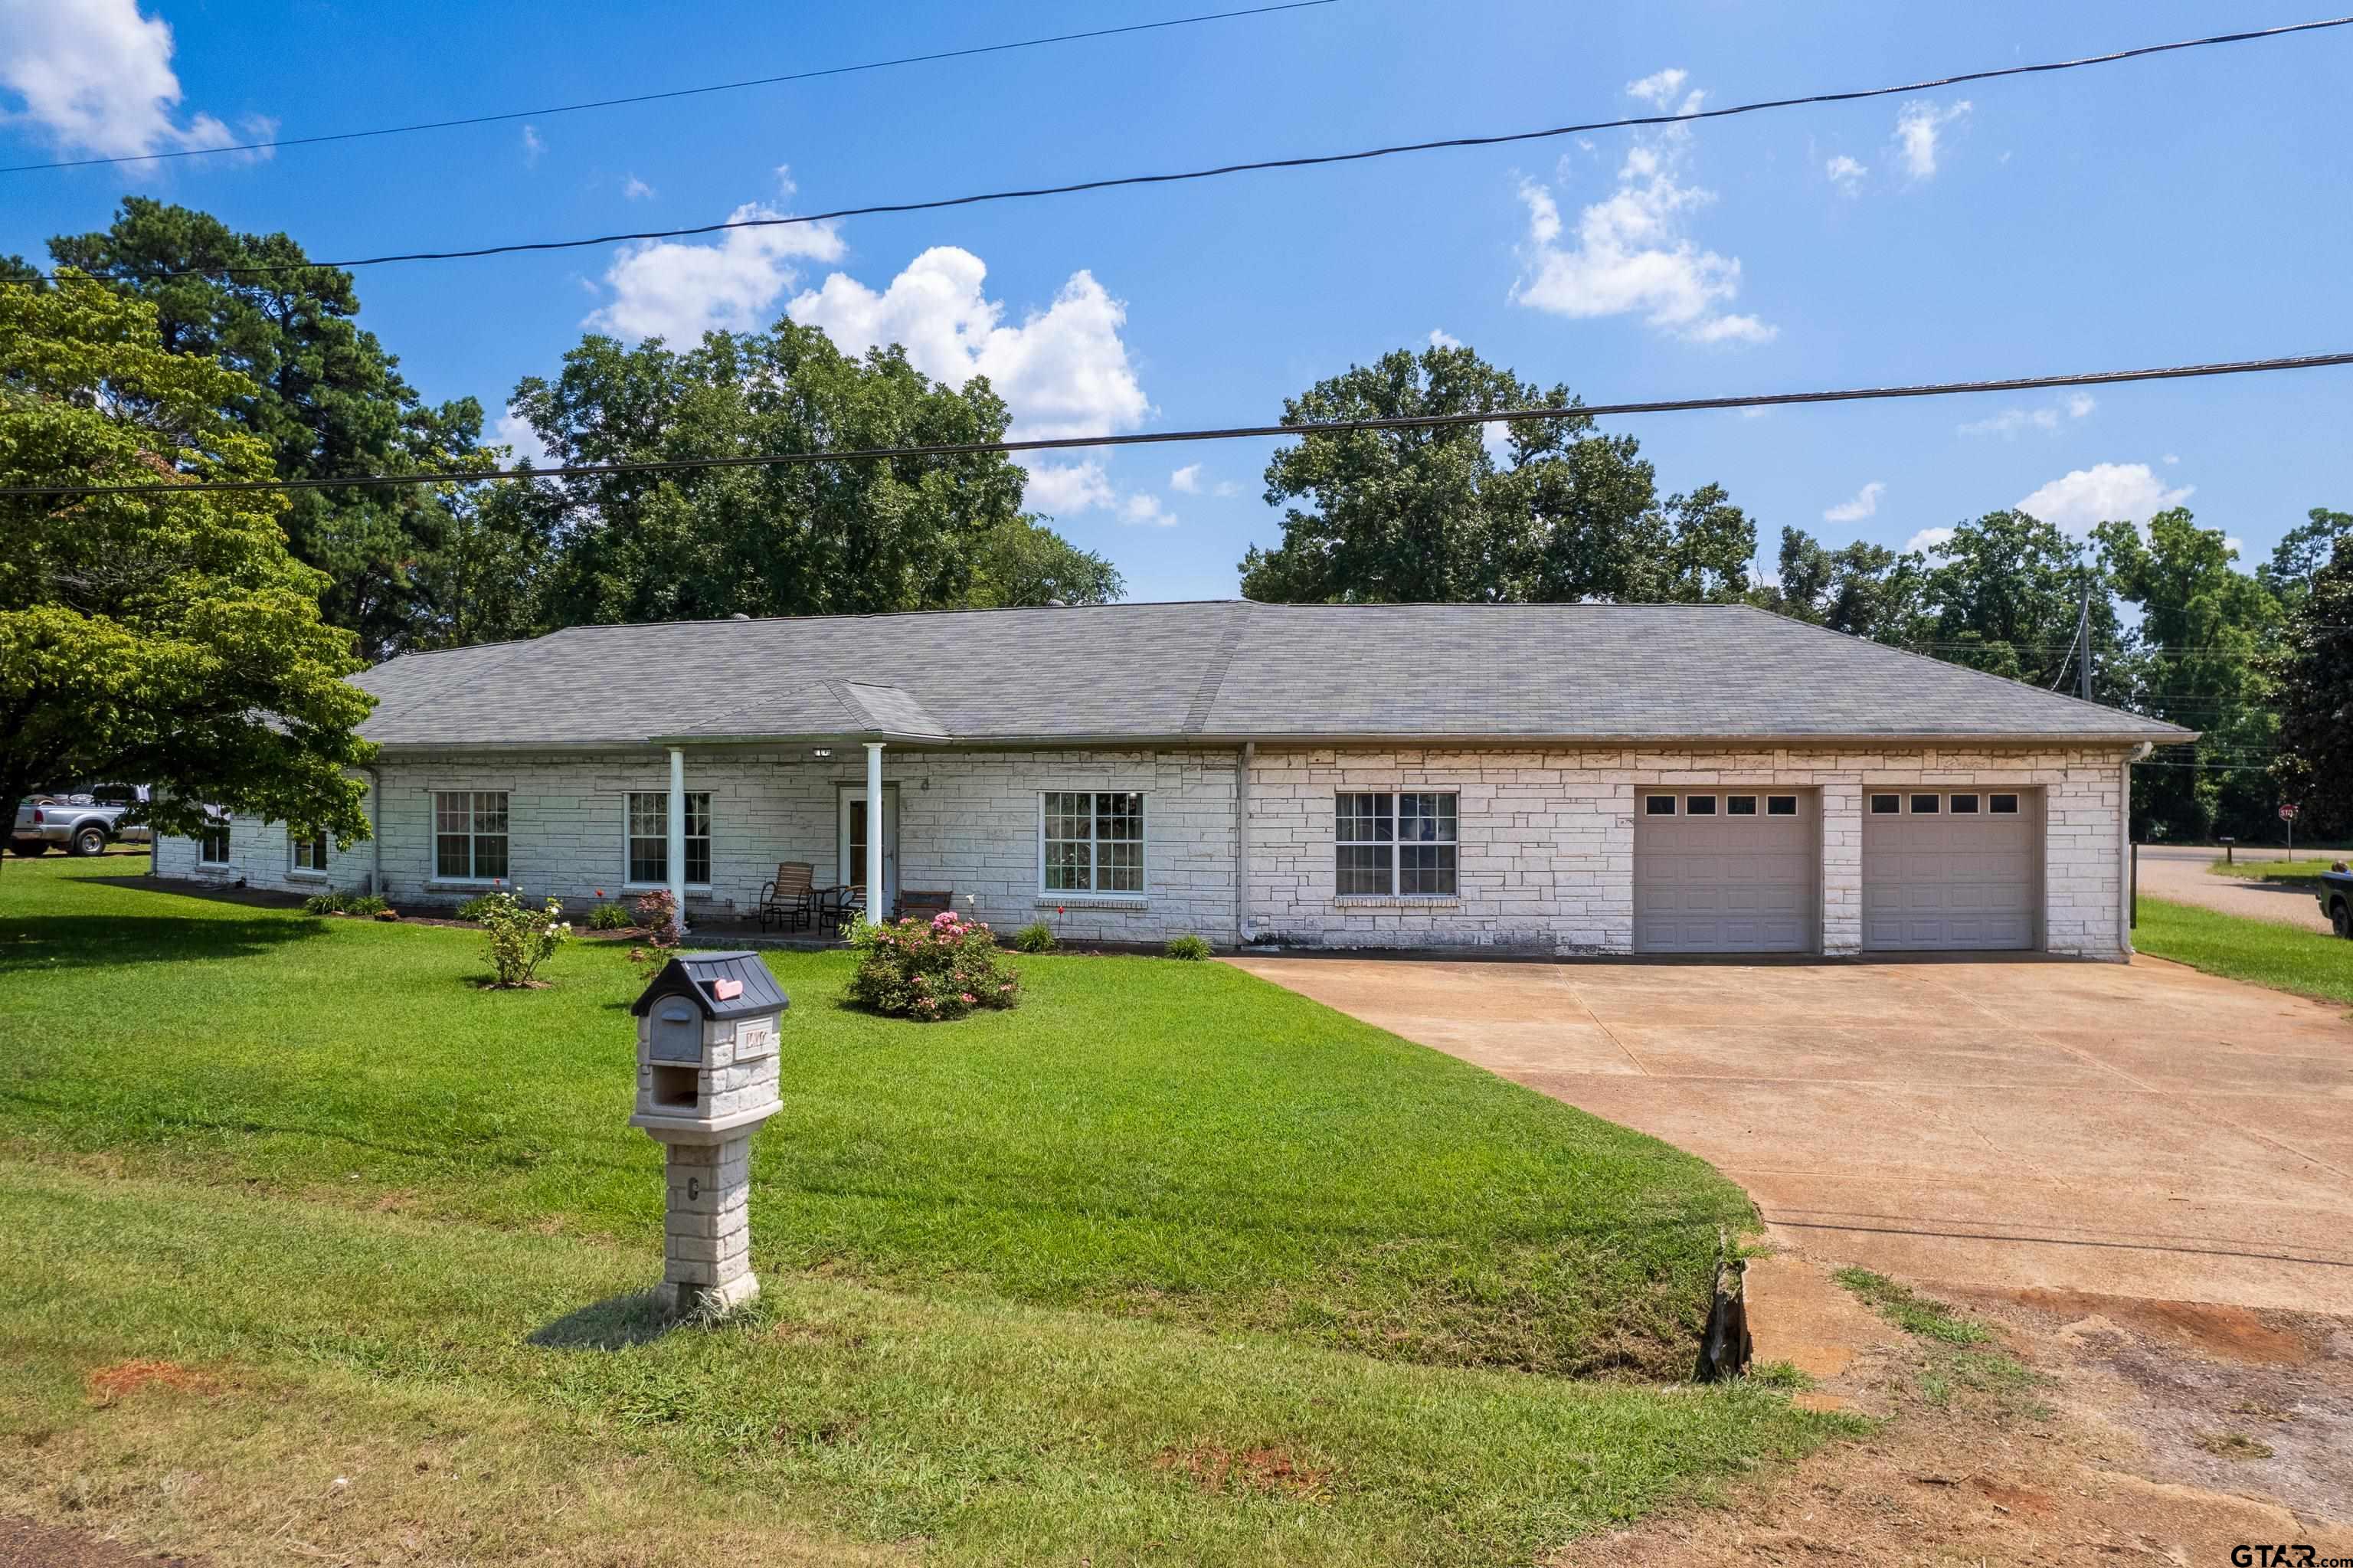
[
  {"x1": 83, "y1": 1361, "x2": 218, "y2": 1406},
  {"x1": 1154, "y1": 1444, "x2": 1335, "y2": 1501},
  {"x1": 0, "y1": 1516, "x2": 205, "y2": 1567},
  {"x1": 1557, "y1": 1262, "x2": 2353, "y2": 1567}
]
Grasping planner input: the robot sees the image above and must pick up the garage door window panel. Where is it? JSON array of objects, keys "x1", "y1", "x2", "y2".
[
  {"x1": 1644, "y1": 794, "x2": 1676, "y2": 816},
  {"x1": 1767, "y1": 795, "x2": 1798, "y2": 816},
  {"x1": 1870, "y1": 794, "x2": 1900, "y2": 814},
  {"x1": 1727, "y1": 795, "x2": 1757, "y2": 815},
  {"x1": 1686, "y1": 794, "x2": 1717, "y2": 816},
  {"x1": 1991, "y1": 794, "x2": 2020, "y2": 813},
  {"x1": 1910, "y1": 794, "x2": 1940, "y2": 814}
]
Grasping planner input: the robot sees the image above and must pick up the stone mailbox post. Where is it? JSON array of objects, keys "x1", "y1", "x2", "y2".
[{"x1": 628, "y1": 951, "x2": 788, "y2": 1314}]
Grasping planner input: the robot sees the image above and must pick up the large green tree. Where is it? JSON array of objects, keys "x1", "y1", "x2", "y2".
[
  {"x1": 2098, "y1": 508, "x2": 2283, "y2": 841},
  {"x1": 47, "y1": 199, "x2": 489, "y2": 660},
  {"x1": 2268, "y1": 535, "x2": 2353, "y2": 840},
  {"x1": 1238, "y1": 343, "x2": 1753, "y2": 604},
  {"x1": 0, "y1": 275, "x2": 375, "y2": 853},
  {"x1": 1910, "y1": 510, "x2": 2122, "y2": 692},
  {"x1": 491, "y1": 325, "x2": 1060, "y2": 627},
  {"x1": 1754, "y1": 526, "x2": 1929, "y2": 641}
]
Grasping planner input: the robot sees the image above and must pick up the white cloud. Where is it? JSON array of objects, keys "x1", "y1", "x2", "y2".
[
  {"x1": 1212, "y1": 480, "x2": 1242, "y2": 498},
  {"x1": 1120, "y1": 493, "x2": 1178, "y2": 528},
  {"x1": 1824, "y1": 154, "x2": 1867, "y2": 192},
  {"x1": 622, "y1": 174, "x2": 654, "y2": 201},
  {"x1": 1905, "y1": 526, "x2": 1957, "y2": 555},
  {"x1": 1428, "y1": 328, "x2": 1464, "y2": 349},
  {"x1": 2015, "y1": 463, "x2": 2194, "y2": 533},
  {"x1": 1956, "y1": 394, "x2": 2096, "y2": 438},
  {"x1": 521, "y1": 124, "x2": 543, "y2": 167},
  {"x1": 1823, "y1": 481, "x2": 1885, "y2": 523},
  {"x1": 587, "y1": 201, "x2": 846, "y2": 344},
  {"x1": 1625, "y1": 67, "x2": 1689, "y2": 106},
  {"x1": 1023, "y1": 460, "x2": 1117, "y2": 515},
  {"x1": 1894, "y1": 99, "x2": 1970, "y2": 180},
  {"x1": 2224, "y1": 535, "x2": 2245, "y2": 558},
  {"x1": 791, "y1": 247, "x2": 1148, "y2": 440},
  {"x1": 0, "y1": 0, "x2": 251, "y2": 161},
  {"x1": 1169, "y1": 463, "x2": 1202, "y2": 493},
  {"x1": 1510, "y1": 78, "x2": 1773, "y2": 345},
  {"x1": 2163, "y1": 453, "x2": 2181, "y2": 465},
  {"x1": 488, "y1": 408, "x2": 554, "y2": 466}
]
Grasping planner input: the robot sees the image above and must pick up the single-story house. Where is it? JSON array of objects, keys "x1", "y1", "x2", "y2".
[{"x1": 155, "y1": 601, "x2": 2189, "y2": 957}]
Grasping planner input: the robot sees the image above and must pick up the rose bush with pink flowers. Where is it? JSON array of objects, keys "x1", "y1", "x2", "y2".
[{"x1": 847, "y1": 909, "x2": 1022, "y2": 1022}]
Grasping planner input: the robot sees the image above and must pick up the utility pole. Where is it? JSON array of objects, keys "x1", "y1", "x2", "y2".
[{"x1": 2076, "y1": 577, "x2": 2093, "y2": 702}]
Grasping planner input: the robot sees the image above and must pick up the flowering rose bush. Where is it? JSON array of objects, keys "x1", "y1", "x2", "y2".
[
  {"x1": 624, "y1": 888, "x2": 681, "y2": 977},
  {"x1": 474, "y1": 889, "x2": 573, "y2": 987},
  {"x1": 848, "y1": 910, "x2": 1021, "y2": 1022}
]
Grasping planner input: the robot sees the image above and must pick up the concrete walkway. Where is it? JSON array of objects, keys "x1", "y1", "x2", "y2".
[
  {"x1": 2136, "y1": 843, "x2": 2338, "y2": 935},
  {"x1": 1226, "y1": 951, "x2": 2353, "y2": 1311}
]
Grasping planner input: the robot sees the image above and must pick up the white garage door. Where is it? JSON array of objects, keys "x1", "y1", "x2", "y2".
[
  {"x1": 1634, "y1": 790, "x2": 1817, "y2": 953},
  {"x1": 1862, "y1": 790, "x2": 2037, "y2": 951}
]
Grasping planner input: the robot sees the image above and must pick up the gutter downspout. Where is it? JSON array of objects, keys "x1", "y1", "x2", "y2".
[
  {"x1": 667, "y1": 746, "x2": 689, "y2": 938},
  {"x1": 2121, "y1": 742, "x2": 2152, "y2": 957},
  {"x1": 1233, "y1": 741, "x2": 1253, "y2": 946},
  {"x1": 364, "y1": 766, "x2": 383, "y2": 897}
]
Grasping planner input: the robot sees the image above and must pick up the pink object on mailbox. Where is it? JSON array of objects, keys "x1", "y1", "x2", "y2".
[{"x1": 710, "y1": 977, "x2": 744, "y2": 1001}]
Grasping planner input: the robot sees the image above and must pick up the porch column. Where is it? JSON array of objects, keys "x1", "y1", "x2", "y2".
[
  {"x1": 864, "y1": 741, "x2": 885, "y2": 923},
  {"x1": 666, "y1": 746, "x2": 688, "y2": 938}
]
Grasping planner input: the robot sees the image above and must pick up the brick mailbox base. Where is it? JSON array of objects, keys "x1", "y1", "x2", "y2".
[{"x1": 659, "y1": 1133, "x2": 758, "y2": 1314}]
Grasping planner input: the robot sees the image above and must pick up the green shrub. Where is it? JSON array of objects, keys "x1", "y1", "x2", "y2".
[
  {"x1": 1164, "y1": 934, "x2": 1213, "y2": 961},
  {"x1": 346, "y1": 894, "x2": 388, "y2": 917},
  {"x1": 586, "y1": 902, "x2": 634, "y2": 931},
  {"x1": 301, "y1": 891, "x2": 348, "y2": 915},
  {"x1": 453, "y1": 893, "x2": 500, "y2": 921},
  {"x1": 1012, "y1": 920, "x2": 1059, "y2": 954},
  {"x1": 849, "y1": 911, "x2": 1021, "y2": 1022},
  {"x1": 472, "y1": 890, "x2": 574, "y2": 988}
]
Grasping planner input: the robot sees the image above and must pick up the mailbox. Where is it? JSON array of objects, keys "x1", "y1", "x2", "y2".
[{"x1": 627, "y1": 951, "x2": 789, "y2": 1315}]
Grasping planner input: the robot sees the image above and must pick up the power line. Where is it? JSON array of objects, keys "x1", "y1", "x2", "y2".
[
  {"x1": 0, "y1": 1, "x2": 1340, "y2": 175},
  {"x1": 10, "y1": 349, "x2": 2353, "y2": 502},
  {"x1": 28, "y1": 13, "x2": 2353, "y2": 282}
]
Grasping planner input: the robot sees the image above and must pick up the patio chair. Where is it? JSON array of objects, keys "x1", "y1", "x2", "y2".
[
  {"x1": 757, "y1": 862, "x2": 840, "y2": 934},
  {"x1": 895, "y1": 889, "x2": 955, "y2": 923},
  {"x1": 834, "y1": 885, "x2": 868, "y2": 937}
]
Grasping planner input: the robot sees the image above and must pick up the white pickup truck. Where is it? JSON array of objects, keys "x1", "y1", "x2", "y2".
[{"x1": 9, "y1": 784, "x2": 152, "y2": 858}]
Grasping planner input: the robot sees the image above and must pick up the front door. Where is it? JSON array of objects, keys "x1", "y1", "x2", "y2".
[{"x1": 839, "y1": 786, "x2": 898, "y2": 918}]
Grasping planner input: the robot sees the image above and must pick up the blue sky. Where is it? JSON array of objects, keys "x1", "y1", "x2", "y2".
[{"x1": 5, "y1": 0, "x2": 2350, "y2": 601}]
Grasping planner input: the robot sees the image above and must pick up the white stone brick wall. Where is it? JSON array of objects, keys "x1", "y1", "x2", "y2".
[
  {"x1": 152, "y1": 739, "x2": 2131, "y2": 958},
  {"x1": 1245, "y1": 744, "x2": 2135, "y2": 959},
  {"x1": 162, "y1": 745, "x2": 1242, "y2": 943}
]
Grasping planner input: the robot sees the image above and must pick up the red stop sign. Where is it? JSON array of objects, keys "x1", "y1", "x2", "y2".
[{"x1": 2280, "y1": 802, "x2": 2299, "y2": 821}]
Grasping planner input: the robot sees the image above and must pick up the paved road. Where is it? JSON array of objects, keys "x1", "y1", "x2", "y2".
[
  {"x1": 2138, "y1": 843, "x2": 2336, "y2": 935},
  {"x1": 1228, "y1": 951, "x2": 2353, "y2": 1311}
]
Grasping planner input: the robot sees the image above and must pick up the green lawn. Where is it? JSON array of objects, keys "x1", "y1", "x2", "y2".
[
  {"x1": 0, "y1": 856, "x2": 1839, "y2": 1566},
  {"x1": 2135, "y1": 895, "x2": 2353, "y2": 1005}
]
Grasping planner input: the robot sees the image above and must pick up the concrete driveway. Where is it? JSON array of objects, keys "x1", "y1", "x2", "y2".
[
  {"x1": 2137, "y1": 842, "x2": 2337, "y2": 935},
  {"x1": 1226, "y1": 952, "x2": 2353, "y2": 1310}
]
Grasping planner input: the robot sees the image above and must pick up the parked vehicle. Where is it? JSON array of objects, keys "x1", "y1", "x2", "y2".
[
  {"x1": 2317, "y1": 864, "x2": 2353, "y2": 938},
  {"x1": 8, "y1": 784, "x2": 152, "y2": 858}
]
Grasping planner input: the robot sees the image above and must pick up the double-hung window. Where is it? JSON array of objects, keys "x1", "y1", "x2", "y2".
[
  {"x1": 434, "y1": 791, "x2": 509, "y2": 881},
  {"x1": 290, "y1": 830, "x2": 329, "y2": 873},
  {"x1": 198, "y1": 813, "x2": 231, "y2": 866},
  {"x1": 627, "y1": 791, "x2": 712, "y2": 885},
  {"x1": 1040, "y1": 791, "x2": 1144, "y2": 895},
  {"x1": 1336, "y1": 791, "x2": 1458, "y2": 897}
]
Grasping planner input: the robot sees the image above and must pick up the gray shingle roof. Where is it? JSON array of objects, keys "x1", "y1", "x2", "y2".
[{"x1": 351, "y1": 601, "x2": 2191, "y2": 750}]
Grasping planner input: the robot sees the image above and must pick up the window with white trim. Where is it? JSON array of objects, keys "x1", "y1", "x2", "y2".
[
  {"x1": 1989, "y1": 793, "x2": 2021, "y2": 814},
  {"x1": 1041, "y1": 791, "x2": 1144, "y2": 894},
  {"x1": 434, "y1": 791, "x2": 509, "y2": 881},
  {"x1": 198, "y1": 814, "x2": 231, "y2": 866},
  {"x1": 627, "y1": 791, "x2": 712, "y2": 885},
  {"x1": 1869, "y1": 794, "x2": 1901, "y2": 814},
  {"x1": 290, "y1": 830, "x2": 329, "y2": 872},
  {"x1": 1336, "y1": 791, "x2": 1458, "y2": 897}
]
